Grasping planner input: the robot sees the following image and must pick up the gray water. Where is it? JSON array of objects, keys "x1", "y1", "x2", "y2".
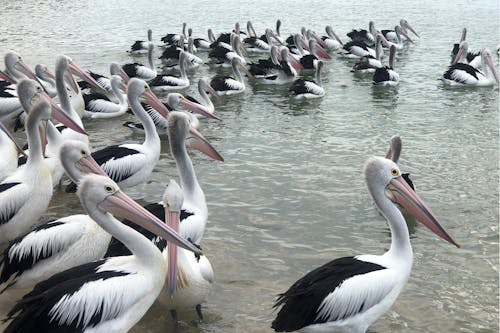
[{"x1": 0, "y1": 0, "x2": 499, "y2": 332}]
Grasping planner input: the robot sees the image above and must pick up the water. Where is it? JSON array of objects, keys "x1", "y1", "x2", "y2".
[{"x1": 0, "y1": 0, "x2": 499, "y2": 332}]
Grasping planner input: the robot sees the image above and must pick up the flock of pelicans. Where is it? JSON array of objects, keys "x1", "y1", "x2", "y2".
[{"x1": 0, "y1": 16, "x2": 492, "y2": 333}]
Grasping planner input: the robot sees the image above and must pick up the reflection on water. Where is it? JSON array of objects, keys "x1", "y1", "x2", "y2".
[{"x1": 0, "y1": 0, "x2": 498, "y2": 332}]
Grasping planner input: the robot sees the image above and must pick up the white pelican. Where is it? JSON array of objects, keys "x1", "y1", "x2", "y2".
[
  {"x1": 82, "y1": 75, "x2": 129, "y2": 119},
  {"x1": 129, "y1": 29, "x2": 153, "y2": 54},
  {"x1": 318, "y1": 26, "x2": 343, "y2": 52},
  {"x1": 0, "y1": 89, "x2": 86, "y2": 249},
  {"x1": 66, "y1": 78, "x2": 169, "y2": 192},
  {"x1": 382, "y1": 19, "x2": 419, "y2": 44},
  {"x1": 347, "y1": 21, "x2": 377, "y2": 46},
  {"x1": 159, "y1": 179, "x2": 214, "y2": 322},
  {"x1": 122, "y1": 42, "x2": 157, "y2": 80},
  {"x1": 385, "y1": 135, "x2": 415, "y2": 191},
  {"x1": 210, "y1": 57, "x2": 252, "y2": 95},
  {"x1": 0, "y1": 121, "x2": 25, "y2": 182},
  {"x1": 289, "y1": 60, "x2": 325, "y2": 100},
  {"x1": 161, "y1": 22, "x2": 187, "y2": 46},
  {"x1": 452, "y1": 41, "x2": 482, "y2": 69},
  {"x1": 272, "y1": 156, "x2": 458, "y2": 333},
  {"x1": 442, "y1": 48, "x2": 499, "y2": 86},
  {"x1": 260, "y1": 48, "x2": 299, "y2": 84},
  {"x1": 150, "y1": 50, "x2": 190, "y2": 91},
  {"x1": 373, "y1": 45, "x2": 399, "y2": 86},
  {"x1": 3, "y1": 173, "x2": 201, "y2": 332},
  {"x1": 122, "y1": 92, "x2": 217, "y2": 135},
  {"x1": 381, "y1": 25, "x2": 413, "y2": 50},
  {"x1": 0, "y1": 140, "x2": 109, "y2": 291},
  {"x1": 106, "y1": 111, "x2": 224, "y2": 257}
]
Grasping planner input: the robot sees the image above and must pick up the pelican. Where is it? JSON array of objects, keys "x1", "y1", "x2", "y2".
[
  {"x1": 159, "y1": 179, "x2": 214, "y2": 322},
  {"x1": 210, "y1": 57, "x2": 252, "y2": 95},
  {"x1": 373, "y1": 45, "x2": 399, "y2": 86},
  {"x1": 351, "y1": 36, "x2": 383, "y2": 73},
  {"x1": 209, "y1": 32, "x2": 247, "y2": 67},
  {"x1": 442, "y1": 48, "x2": 499, "y2": 86},
  {"x1": 452, "y1": 41, "x2": 482, "y2": 69},
  {"x1": 272, "y1": 156, "x2": 458, "y2": 333},
  {"x1": 385, "y1": 135, "x2": 415, "y2": 191},
  {"x1": 340, "y1": 33, "x2": 384, "y2": 59},
  {"x1": 129, "y1": 29, "x2": 153, "y2": 54},
  {"x1": 381, "y1": 26, "x2": 413, "y2": 50},
  {"x1": 289, "y1": 60, "x2": 325, "y2": 100},
  {"x1": 149, "y1": 50, "x2": 190, "y2": 91},
  {"x1": 66, "y1": 78, "x2": 169, "y2": 192},
  {"x1": 3, "y1": 174, "x2": 202, "y2": 333},
  {"x1": 0, "y1": 140, "x2": 109, "y2": 291},
  {"x1": 82, "y1": 75, "x2": 129, "y2": 119},
  {"x1": 161, "y1": 22, "x2": 187, "y2": 46},
  {"x1": 34, "y1": 64, "x2": 57, "y2": 97},
  {"x1": 244, "y1": 22, "x2": 280, "y2": 53},
  {"x1": 122, "y1": 42, "x2": 157, "y2": 80},
  {"x1": 122, "y1": 92, "x2": 217, "y2": 135},
  {"x1": 0, "y1": 121, "x2": 25, "y2": 182},
  {"x1": 347, "y1": 21, "x2": 377, "y2": 46},
  {"x1": 382, "y1": 19, "x2": 419, "y2": 44},
  {"x1": 184, "y1": 78, "x2": 219, "y2": 120},
  {"x1": 106, "y1": 110, "x2": 224, "y2": 257},
  {"x1": 261, "y1": 48, "x2": 299, "y2": 84},
  {"x1": 318, "y1": 26, "x2": 343, "y2": 52},
  {"x1": 0, "y1": 90, "x2": 86, "y2": 249}
]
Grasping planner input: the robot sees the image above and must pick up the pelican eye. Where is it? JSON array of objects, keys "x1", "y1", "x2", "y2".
[
  {"x1": 391, "y1": 168, "x2": 399, "y2": 177},
  {"x1": 36, "y1": 85, "x2": 42, "y2": 91},
  {"x1": 105, "y1": 185, "x2": 114, "y2": 193},
  {"x1": 80, "y1": 149, "x2": 87, "y2": 156}
]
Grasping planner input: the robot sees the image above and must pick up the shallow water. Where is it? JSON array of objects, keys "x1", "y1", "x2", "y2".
[{"x1": 0, "y1": 0, "x2": 499, "y2": 332}]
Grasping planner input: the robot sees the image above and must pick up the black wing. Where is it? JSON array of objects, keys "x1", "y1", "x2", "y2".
[
  {"x1": 4, "y1": 260, "x2": 127, "y2": 333},
  {"x1": 272, "y1": 256, "x2": 386, "y2": 332}
]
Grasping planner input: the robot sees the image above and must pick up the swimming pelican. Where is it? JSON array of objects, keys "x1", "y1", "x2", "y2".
[
  {"x1": 210, "y1": 57, "x2": 252, "y2": 95},
  {"x1": 289, "y1": 60, "x2": 325, "y2": 99},
  {"x1": 66, "y1": 78, "x2": 169, "y2": 192},
  {"x1": 161, "y1": 22, "x2": 187, "y2": 46},
  {"x1": 150, "y1": 50, "x2": 190, "y2": 91},
  {"x1": 382, "y1": 19, "x2": 419, "y2": 44},
  {"x1": 452, "y1": 41, "x2": 482, "y2": 69},
  {"x1": 381, "y1": 26, "x2": 413, "y2": 50},
  {"x1": 272, "y1": 156, "x2": 458, "y2": 333},
  {"x1": 443, "y1": 48, "x2": 499, "y2": 86},
  {"x1": 261, "y1": 47, "x2": 299, "y2": 84},
  {"x1": 129, "y1": 29, "x2": 153, "y2": 54},
  {"x1": 347, "y1": 21, "x2": 377, "y2": 46},
  {"x1": 83, "y1": 75, "x2": 129, "y2": 119},
  {"x1": 385, "y1": 135, "x2": 415, "y2": 191},
  {"x1": 0, "y1": 140, "x2": 109, "y2": 291},
  {"x1": 3, "y1": 173, "x2": 202, "y2": 332},
  {"x1": 373, "y1": 45, "x2": 399, "y2": 86},
  {"x1": 0, "y1": 89, "x2": 85, "y2": 249},
  {"x1": 318, "y1": 26, "x2": 344, "y2": 52},
  {"x1": 122, "y1": 42, "x2": 157, "y2": 80}
]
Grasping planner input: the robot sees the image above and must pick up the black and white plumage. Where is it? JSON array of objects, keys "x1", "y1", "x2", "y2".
[
  {"x1": 67, "y1": 78, "x2": 169, "y2": 192},
  {"x1": 261, "y1": 47, "x2": 298, "y2": 84},
  {"x1": 443, "y1": 48, "x2": 499, "y2": 86},
  {"x1": 244, "y1": 21, "x2": 279, "y2": 53},
  {"x1": 346, "y1": 21, "x2": 377, "y2": 46},
  {"x1": 150, "y1": 50, "x2": 190, "y2": 91},
  {"x1": 0, "y1": 89, "x2": 86, "y2": 249},
  {"x1": 272, "y1": 157, "x2": 459, "y2": 333},
  {"x1": 373, "y1": 45, "x2": 399, "y2": 86},
  {"x1": 129, "y1": 29, "x2": 153, "y2": 54},
  {"x1": 209, "y1": 32, "x2": 246, "y2": 67},
  {"x1": 0, "y1": 140, "x2": 108, "y2": 291},
  {"x1": 451, "y1": 41, "x2": 482, "y2": 69},
  {"x1": 290, "y1": 60, "x2": 324, "y2": 99},
  {"x1": 380, "y1": 25, "x2": 413, "y2": 50},
  {"x1": 210, "y1": 56, "x2": 252, "y2": 95},
  {"x1": 122, "y1": 42, "x2": 157, "y2": 80},
  {"x1": 3, "y1": 174, "x2": 202, "y2": 333},
  {"x1": 382, "y1": 19, "x2": 419, "y2": 45},
  {"x1": 161, "y1": 22, "x2": 187, "y2": 46},
  {"x1": 319, "y1": 26, "x2": 343, "y2": 52},
  {"x1": 82, "y1": 75, "x2": 128, "y2": 119}
]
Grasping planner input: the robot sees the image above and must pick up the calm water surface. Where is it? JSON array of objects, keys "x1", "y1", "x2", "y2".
[{"x1": 0, "y1": 1, "x2": 498, "y2": 332}]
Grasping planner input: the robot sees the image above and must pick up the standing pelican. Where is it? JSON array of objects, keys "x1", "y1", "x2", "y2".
[
  {"x1": 159, "y1": 179, "x2": 214, "y2": 322},
  {"x1": 272, "y1": 156, "x2": 458, "y2": 333},
  {"x1": 0, "y1": 90, "x2": 86, "y2": 249},
  {"x1": 0, "y1": 140, "x2": 108, "y2": 291},
  {"x1": 0, "y1": 122, "x2": 25, "y2": 182},
  {"x1": 66, "y1": 78, "x2": 169, "y2": 192},
  {"x1": 3, "y1": 174, "x2": 202, "y2": 333}
]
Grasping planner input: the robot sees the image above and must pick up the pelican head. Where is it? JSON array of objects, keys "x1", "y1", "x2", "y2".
[
  {"x1": 127, "y1": 78, "x2": 169, "y2": 119},
  {"x1": 364, "y1": 156, "x2": 459, "y2": 247},
  {"x1": 60, "y1": 140, "x2": 107, "y2": 184}
]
